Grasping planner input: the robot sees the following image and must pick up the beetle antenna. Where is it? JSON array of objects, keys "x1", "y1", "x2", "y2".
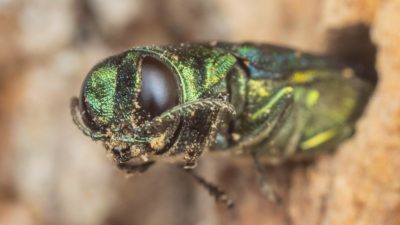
[
  {"x1": 151, "y1": 98, "x2": 236, "y2": 124},
  {"x1": 251, "y1": 151, "x2": 282, "y2": 204},
  {"x1": 181, "y1": 167, "x2": 234, "y2": 209},
  {"x1": 70, "y1": 97, "x2": 105, "y2": 140}
]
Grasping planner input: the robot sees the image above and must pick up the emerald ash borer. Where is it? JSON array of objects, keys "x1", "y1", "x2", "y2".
[{"x1": 71, "y1": 42, "x2": 373, "y2": 207}]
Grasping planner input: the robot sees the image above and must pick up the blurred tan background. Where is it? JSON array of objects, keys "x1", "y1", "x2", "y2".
[{"x1": 1, "y1": 0, "x2": 400, "y2": 225}]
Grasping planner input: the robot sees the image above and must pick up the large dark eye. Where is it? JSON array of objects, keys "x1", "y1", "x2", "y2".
[{"x1": 138, "y1": 57, "x2": 179, "y2": 118}]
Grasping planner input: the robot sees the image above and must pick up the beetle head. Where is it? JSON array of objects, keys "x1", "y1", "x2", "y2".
[{"x1": 72, "y1": 45, "x2": 236, "y2": 164}]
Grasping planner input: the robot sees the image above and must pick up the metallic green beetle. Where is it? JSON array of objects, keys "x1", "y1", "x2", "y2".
[{"x1": 71, "y1": 42, "x2": 373, "y2": 206}]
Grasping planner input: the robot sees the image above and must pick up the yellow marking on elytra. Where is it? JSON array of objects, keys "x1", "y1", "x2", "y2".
[
  {"x1": 306, "y1": 90, "x2": 320, "y2": 107},
  {"x1": 300, "y1": 129, "x2": 337, "y2": 150},
  {"x1": 291, "y1": 70, "x2": 318, "y2": 84},
  {"x1": 248, "y1": 80, "x2": 270, "y2": 97}
]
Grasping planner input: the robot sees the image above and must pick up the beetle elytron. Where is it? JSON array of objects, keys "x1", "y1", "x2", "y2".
[{"x1": 71, "y1": 42, "x2": 373, "y2": 207}]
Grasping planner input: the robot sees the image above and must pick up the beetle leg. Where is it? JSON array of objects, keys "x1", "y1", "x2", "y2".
[
  {"x1": 180, "y1": 106, "x2": 236, "y2": 208},
  {"x1": 181, "y1": 166, "x2": 234, "y2": 209},
  {"x1": 238, "y1": 86, "x2": 294, "y2": 147},
  {"x1": 183, "y1": 100, "x2": 235, "y2": 168},
  {"x1": 153, "y1": 98, "x2": 236, "y2": 123},
  {"x1": 237, "y1": 87, "x2": 294, "y2": 202},
  {"x1": 117, "y1": 161, "x2": 155, "y2": 174},
  {"x1": 251, "y1": 151, "x2": 282, "y2": 203}
]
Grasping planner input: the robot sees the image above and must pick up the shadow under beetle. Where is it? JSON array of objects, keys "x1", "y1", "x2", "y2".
[{"x1": 71, "y1": 42, "x2": 373, "y2": 207}]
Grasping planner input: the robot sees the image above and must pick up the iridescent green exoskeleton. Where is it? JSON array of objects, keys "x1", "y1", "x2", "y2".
[{"x1": 71, "y1": 42, "x2": 373, "y2": 207}]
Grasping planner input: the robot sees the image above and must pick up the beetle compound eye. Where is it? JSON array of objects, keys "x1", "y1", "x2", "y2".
[{"x1": 138, "y1": 57, "x2": 179, "y2": 118}]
